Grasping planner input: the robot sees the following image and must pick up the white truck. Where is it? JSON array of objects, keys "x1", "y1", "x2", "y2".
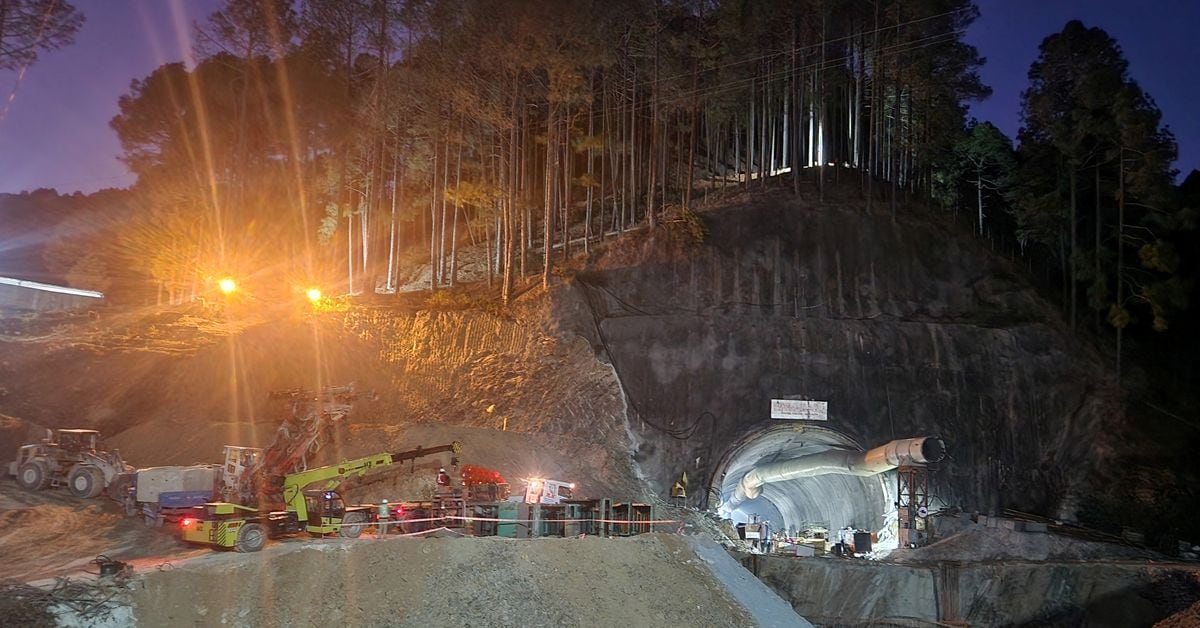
[{"x1": 118, "y1": 464, "x2": 223, "y2": 526}]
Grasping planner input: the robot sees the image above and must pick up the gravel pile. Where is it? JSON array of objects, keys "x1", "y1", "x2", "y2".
[{"x1": 130, "y1": 534, "x2": 763, "y2": 627}]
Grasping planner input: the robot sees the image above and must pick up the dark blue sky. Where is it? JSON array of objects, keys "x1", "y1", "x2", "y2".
[
  {"x1": 0, "y1": 0, "x2": 1196, "y2": 194},
  {"x1": 966, "y1": 0, "x2": 1200, "y2": 180},
  {"x1": 0, "y1": 0, "x2": 220, "y2": 195}
]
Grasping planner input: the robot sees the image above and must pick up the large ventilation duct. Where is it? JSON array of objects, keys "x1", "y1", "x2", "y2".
[{"x1": 721, "y1": 437, "x2": 945, "y2": 511}]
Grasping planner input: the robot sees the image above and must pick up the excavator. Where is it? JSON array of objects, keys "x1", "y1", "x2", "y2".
[{"x1": 180, "y1": 441, "x2": 462, "y2": 552}]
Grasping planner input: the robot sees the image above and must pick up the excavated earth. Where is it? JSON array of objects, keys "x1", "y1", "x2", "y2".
[{"x1": 130, "y1": 534, "x2": 762, "y2": 627}]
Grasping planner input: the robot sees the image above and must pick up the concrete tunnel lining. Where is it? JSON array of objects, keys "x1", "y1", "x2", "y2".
[{"x1": 712, "y1": 425, "x2": 892, "y2": 537}]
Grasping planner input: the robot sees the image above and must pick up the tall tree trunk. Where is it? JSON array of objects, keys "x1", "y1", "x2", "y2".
[
  {"x1": 386, "y1": 144, "x2": 399, "y2": 292},
  {"x1": 543, "y1": 103, "x2": 556, "y2": 289},
  {"x1": 976, "y1": 167, "x2": 984, "y2": 235},
  {"x1": 790, "y1": 19, "x2": 800, "y2": 196},
  {"x1": 1116, "y1": 150, "x2": 1125, "y2": 384},
  {"x1": 586, "y1": 71, "x2": 595, "y2": 251},
  {"x1": 449, "y1": 119, "x2": 463, "y2": 288},
  {"x1": 685, "y1": 58, "x2": 699, "y2": 209},
  {"x1": 1094, "y1": 163, "x2": 1102, "y2": 333},
  {"x1": 429, "y1": 139, "x2": 438, "y2": 291},
  {"x1": 1069, "y1": 167, "x2": 1077, "y2": 330}
]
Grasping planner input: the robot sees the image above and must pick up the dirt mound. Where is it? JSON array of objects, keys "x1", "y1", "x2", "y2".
[
  {"x1": 130, "y1": 534, "x2": 759, "y2": 627},
  {"x1": 0, "y1": 480, "x2": 183, "y2": 582},
  {"x1": 1157, "y1": 599, "x2": 1200, "y2": 627}
]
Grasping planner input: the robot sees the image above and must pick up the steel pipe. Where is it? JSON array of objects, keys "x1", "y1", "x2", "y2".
[{"x1": 721, "y1": 437, "x2": 945, "y2": 511}]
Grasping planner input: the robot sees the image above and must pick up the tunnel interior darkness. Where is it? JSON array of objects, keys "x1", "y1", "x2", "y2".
[{"x1": 713, "y1": 425, "x2": 893, "y2": 538}]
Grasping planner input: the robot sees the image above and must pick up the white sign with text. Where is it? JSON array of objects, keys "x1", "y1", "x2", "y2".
[{"x1": 770, "y1": 399, "x2": 828, "y2": 421}]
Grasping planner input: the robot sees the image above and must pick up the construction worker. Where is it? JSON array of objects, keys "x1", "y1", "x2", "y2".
[
  {"x1": 377, "y1": 499, "x2": 390, "y2": 537},
  {"x1": 436, "y1": 467, "x2": 451, "y2": 495},
  {"x1": 670, "y1": 471, "x2": 687, "y2": 503}
]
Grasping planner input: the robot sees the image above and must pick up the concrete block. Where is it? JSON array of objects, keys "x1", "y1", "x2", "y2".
[
  {"x1": 998, "y1": 518, "x2": 1019, "y2": 530},
  {"x1": 1023, "y1": 522, "x2": 1048, "y2": 533}
]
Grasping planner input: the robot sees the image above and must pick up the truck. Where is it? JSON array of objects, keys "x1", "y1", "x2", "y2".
[
  {"x1": 180, "y1": 441, "x2": 463, "y2": 552},
  {"x1": 113, "y1": 463, "x2": 225, "y2": 526},
  {"x1": 8, "y1": 428, "x2": 131, "y2": 498}
]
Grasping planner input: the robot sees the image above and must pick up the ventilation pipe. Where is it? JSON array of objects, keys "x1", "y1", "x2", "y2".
[{"x1": 721, "y1": 437, "x2": 946, "y2": 512}]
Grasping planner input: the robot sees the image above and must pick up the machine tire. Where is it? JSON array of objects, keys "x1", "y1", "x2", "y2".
[
  {"x1": 338, "y1": 511, "x2": 367, "y2": 538},
  {"x1": 16, "y1": 461, "x2": 49, "y2": 491},
  {"x1": 401, "y1": 509, "x2": 431, "y2": 534},
  {"x1": 67, "y1": 466, "x2": 104, "y2": 499},
  {"x1": 235, "y1": 523, "x2": 267, "y2": 553}
]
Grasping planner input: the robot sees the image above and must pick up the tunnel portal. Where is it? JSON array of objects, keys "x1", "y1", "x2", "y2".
[{"x1": 711, "y1": 425, "x2": 894, "y2": 541}]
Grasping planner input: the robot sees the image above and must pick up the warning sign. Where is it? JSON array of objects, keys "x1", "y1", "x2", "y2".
[{"x1": 770, "y1": 399, "x2": 828, "y2": 421}]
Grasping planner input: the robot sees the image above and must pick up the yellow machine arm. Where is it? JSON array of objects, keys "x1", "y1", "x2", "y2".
[{"x1": 281, "y1": 441, "x2": 462, "y2": 523}]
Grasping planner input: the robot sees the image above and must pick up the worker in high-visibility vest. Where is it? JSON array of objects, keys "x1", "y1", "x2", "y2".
[{"x1": 377, "y1": 499, "x2": 390, "y2": 537}]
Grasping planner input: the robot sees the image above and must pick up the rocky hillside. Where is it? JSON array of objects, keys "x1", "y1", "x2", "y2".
[
  {"x1": 557, "y1": 187, "x2": 1123, "y2": 522},
  {"x1": 0, "y1": 183, "x2": 1165, "y2": 534}
]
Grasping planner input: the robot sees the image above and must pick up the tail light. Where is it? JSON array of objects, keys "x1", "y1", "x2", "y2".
[{"x1": 181, "y1": 518, "x2": 193, "y2": 527}]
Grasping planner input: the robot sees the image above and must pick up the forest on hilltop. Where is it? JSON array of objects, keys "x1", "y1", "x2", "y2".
[{"x1": 1, "y1": 1, "x2": 1196, "y2": 408}]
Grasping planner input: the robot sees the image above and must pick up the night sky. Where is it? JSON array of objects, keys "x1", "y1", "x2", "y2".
[{"x1": 0, "y1": 0, "x2": 1196, "y2": 195}]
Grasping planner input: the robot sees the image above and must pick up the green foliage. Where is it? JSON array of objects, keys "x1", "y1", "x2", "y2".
[
  {"x1": 318, "y1": 204, "x2": 340, "y2": 244},
  {"x1": 1138, "y1": 240, "x2": 1180, "y2": 274},
  {"x1": 1107, "y1": 303, "x2": 1131, "y2": 330},
  {"x1": 444, "y1": 181, "x2": 503, "y2": 211},
  {"x1": 664, "y1": 204, "x2": 708, "y2": 250},
  {"x1": 103, "y1": 0, "x2": 992, "y2": 302},
  {"x1": 1011, "y1": 19, "x2": 1188, "y2": 338}
]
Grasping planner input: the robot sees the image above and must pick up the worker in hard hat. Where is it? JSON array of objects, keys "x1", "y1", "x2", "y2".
[
  {"x1": 436, "y1": 467, "x2": 452, "y2": 495},
  {"x1": 377, "y1": 499, "x2": 390, "y2": 538}
]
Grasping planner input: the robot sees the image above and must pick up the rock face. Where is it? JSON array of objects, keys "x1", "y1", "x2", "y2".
[
  {"x1": 560, "y1": 191, "x2": 1119, "y2": 520},
  {"x1": 750, "y1": 551, "x2": 1199, "y2": 626}
]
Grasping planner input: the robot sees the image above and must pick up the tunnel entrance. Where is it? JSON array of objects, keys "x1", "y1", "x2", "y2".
[{"x1": 710, "y1": 425, "x2": 894, "y2": 546}]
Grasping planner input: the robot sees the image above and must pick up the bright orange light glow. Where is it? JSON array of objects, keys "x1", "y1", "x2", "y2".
[
  {"x1": 306, "y1": 287, "x2": 322, "y2": 303},
  {"x1": 218, "y1": 278, "x2": 237, "y2": 294}
]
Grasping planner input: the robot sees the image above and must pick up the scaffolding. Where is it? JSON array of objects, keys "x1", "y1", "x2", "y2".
[{"x1": 896, "y1": 464, "x2": 932, "y2": 547}]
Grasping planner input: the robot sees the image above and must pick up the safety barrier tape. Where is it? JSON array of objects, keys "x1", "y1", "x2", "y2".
[
  {"x1": 443, "y1": 515, "x2": 680, "y2": 525},
  {"x1": 330, "y1": 514, "x2": 679, "y2": 527}
]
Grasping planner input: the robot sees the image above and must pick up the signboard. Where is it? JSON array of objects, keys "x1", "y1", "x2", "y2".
[{"x1": 771, "y1": 399, "x2": 828, "y2": 421}]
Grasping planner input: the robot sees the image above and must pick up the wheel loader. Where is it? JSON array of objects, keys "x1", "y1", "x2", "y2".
[{"x1": 7, "y1": 428, "x2": 132, "y2": 498}]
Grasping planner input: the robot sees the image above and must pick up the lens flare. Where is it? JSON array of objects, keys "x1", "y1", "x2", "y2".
[
  {"x1": 306, "y1": 288, "x2": 322, "y2": 303},
  {"x1": 218, "y1": 277, "x2": 237, "y2": 294}
]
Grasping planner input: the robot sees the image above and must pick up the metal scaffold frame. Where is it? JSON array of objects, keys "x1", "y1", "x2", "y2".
[{"x1": 896, "y1": 464, "x2": 931, "y2": 548}]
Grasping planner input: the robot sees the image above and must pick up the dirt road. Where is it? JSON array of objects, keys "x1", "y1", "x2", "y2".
[{"x1": 0, "y1": 479, "x2": 188, "y2": 582}]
